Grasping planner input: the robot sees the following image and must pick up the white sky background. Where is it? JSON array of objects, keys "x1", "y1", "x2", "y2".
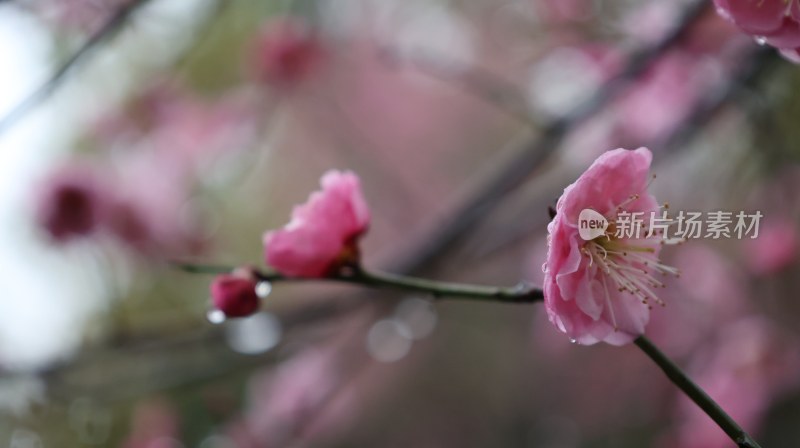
[
  {"x1": 0, "y1": 8, "x2": 105, "y2": 370},
  {"x1": 0, "y1": 1, "x2": 211, "y2": 370}
]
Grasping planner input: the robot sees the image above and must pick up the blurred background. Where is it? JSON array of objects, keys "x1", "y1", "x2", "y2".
[{"x1": 0, "y1": 0, "x2": 799, "y2": 446}]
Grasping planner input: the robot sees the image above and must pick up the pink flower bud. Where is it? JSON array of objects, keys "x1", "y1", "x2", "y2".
[
  {"x1": 35, "y1": 164, "x2": 106, "y2": 242},
  {"x1": 251, "y1": 17, "x2": 323, "y2": 87},
  {"x1": 211, "y1": 274, "x2": 260, "y2": 318},
  {"x1": 263, "y1": 170, "x2": 370, "y2": 277}
]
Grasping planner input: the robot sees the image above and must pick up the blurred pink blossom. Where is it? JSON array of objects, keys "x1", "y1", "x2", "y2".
[
  {"x1": 674, "y1": 243, "x2": 749, "y2": 312},
  {"x1": 34, "y1": 162, "x2": 109, "y2": 243},
  {"x1": 93, "y1": 83, "x2": 258, "y2": 170},
  {"x1": 263, "y1": 170, "x2": 370, "y2": 277},
  {"x1": 743, "y1": 217, "x2": 799, "y2": 276},
  {"x1": 36, "y1": 84, "x2": 259, "y2": 257},
  {"x1": 229, "y1": 348, "x2": 341, "y2": 447},
  {"x1": 147, "y1": 95, "x2": 257, "y2": 172},
  {"x1": 250, "y1": 17, "x2": 324, "y2": 88},
  {"x1": 103, "y1": 152, "x2": 204, "y2": 256},
  {"x1": 648, "y1": 244, "x2": 749, "y2": 356},
  {"x1": 714, "y1": 0, "x2": 800, "y2": 61},
  {"x1": 543, "y1": 148, "x2": 677, "y2": 346},
  {"x1": 35, "y1": 151, "x2": 207, "y2": 257},
  {"x1": 614, "y1": 52, "x2": 711, "y2": 143},
  {"x1": 210, "y1": 272, "x2": 260, "y2": 318}
]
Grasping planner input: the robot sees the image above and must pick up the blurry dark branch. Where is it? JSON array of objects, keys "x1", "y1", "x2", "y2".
[
  {"x1": 379, "y1": 47, "x2": 538, "y2": 127},
  {"x1": 391, "y1": 0, "x2": 711, "y2": 276},
  {"x1": 469, "y1": 46, "x2": 780, "y2": 260},
  {"x1": 175, "y1": 262, "x2": 543, "y2": 303},
  {"x1": 653, "y1": 47, "x2": 780, "y2": 154},
  {"x1": 0, "y1": 0, "x2": 153, "y2": 136},
  {"x1": 42, "y1": 327, "x2": 267, "y2": 402}
]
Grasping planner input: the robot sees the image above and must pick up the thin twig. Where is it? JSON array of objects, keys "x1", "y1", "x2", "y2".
[
  {"x1": 634, "y1": 336, "x2": 763, "y2": 448},
  {"x1": 377, "y1": 47, "x2": 538, "y2": 127},
  {"x1": 174, "y1": 261, "x2": 543, "y2": 303}
]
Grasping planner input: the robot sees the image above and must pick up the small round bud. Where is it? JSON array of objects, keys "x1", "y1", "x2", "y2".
[{"x1": 210, "y1": 274, "x2": 260, "y2": 318}]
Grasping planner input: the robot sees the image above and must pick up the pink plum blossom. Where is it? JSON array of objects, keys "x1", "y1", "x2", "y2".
[
  {"x1": 543, "y1": 147, "x2": 679, "y2": 346},
  {"x1": 263, "y1": 170, "x2": 370, "y2": 277},
  {"x1": 251, "y1": 17, "x2": 324, "y2": 88},
  {"x1": 103, "y1": 152, "x2": 205, "y2": 257},
  {"x1": 35, "y1": 151, "x2": 207, "y2": 257},
  {"x1": 39, "y1": 83, "x2": 258, "y2": 257},
  {"x1": 743, "y1": 217, "x2": 799, "y2": 275},
  {"x1": 210, "y1": 273, "x2": 260, "y2": 318},
  {"x1": 92, "y1": 83, "x2": 257, "y2": 170},
  {"x1": 34, "y1": 162, "x2": 109, "y2": 243},
  {"x1": 714, "y1": 0, "x2": 800, "y2": 60}
]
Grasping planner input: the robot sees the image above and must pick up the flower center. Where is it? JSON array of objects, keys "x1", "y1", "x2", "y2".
[{"x1": 579, "y1": 192, "x2": 682, "y2": 330}]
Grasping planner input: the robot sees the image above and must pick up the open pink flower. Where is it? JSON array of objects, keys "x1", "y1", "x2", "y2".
[
  {"x1": 543, "y1": 148, "x2": 679, "y2": 346},
  {"x1": 714, "y1": 0, "x2": 800, "y2": 60},
  {"x1": 263, "y1": 170, "x2": 370, "y2": 277}
]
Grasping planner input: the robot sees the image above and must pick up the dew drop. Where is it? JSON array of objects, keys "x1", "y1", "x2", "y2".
[
  {"x1": 255, "y1": 281, "x2": 272, "y2": 298},
  {"x1": 206, "y1": 309, "x2": 226, "y2": 324},
  {"x1": 541, "y1": 262, "x2": 548, "y2": 273},
  {"x1": 569, "y1": 338, "x2": 578, "y2": 344},
  {"x1": 754, "y1": 36, "x2": 768, "y2": 45}
]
